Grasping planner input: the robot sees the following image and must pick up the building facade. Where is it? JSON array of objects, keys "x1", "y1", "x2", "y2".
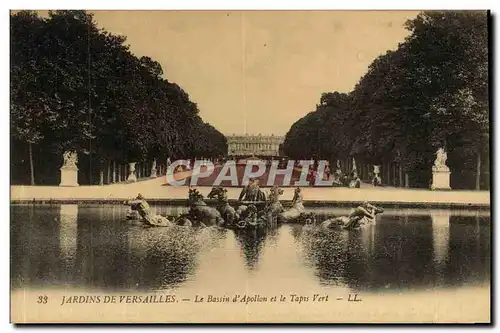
[{"x1": 226, "y1": 134, "x2": 285, "y2": 157}]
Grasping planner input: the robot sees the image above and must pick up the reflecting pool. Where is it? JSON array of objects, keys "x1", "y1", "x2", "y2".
[{"x1": 10, "y1": 204, "x2": 490, "y2": 295}]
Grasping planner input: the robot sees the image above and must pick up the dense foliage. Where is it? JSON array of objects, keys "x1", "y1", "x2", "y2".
[
  {"x1": 11, "y1": 10, "x2": 227, "y2": 185},
  {"x1": 283, "y1": 11, "x2": 489, "y2": 189},
  {"x1": 283, "y1": 92, "x2": 351, "y2": 161}
]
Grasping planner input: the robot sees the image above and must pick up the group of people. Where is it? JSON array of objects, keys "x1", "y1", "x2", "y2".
[
  {"x1": 305, "y1": 162, "x2": 331, "y2": 186},
  {"x1": 341, "y1": 170, "x2": 362, "y2": 188},
  {"x1": 302, "y1": 160, "x2": 363, "y2": 188}
]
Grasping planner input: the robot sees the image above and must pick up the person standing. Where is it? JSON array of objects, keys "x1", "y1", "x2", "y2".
[
  {"x1": 309, "y1": 168, "x2": 316, "y2": 186},
  {"x1": 324, "y1": 164, "x2": 331, "y2": 181},
  {"x1": 239, "y1": 178, "x2": 256, "y2": 201},
  {"x1": 166, "y1": 157, "x2": 172, "y2": 176}
]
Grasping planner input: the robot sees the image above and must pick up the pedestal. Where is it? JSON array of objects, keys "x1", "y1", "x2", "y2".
[
  {"x1": 59, "y1": 167, "x2": 79, "y2": 187},
  {"x1": 373, "y1": 165, "x2": 382, "y2": 186},
  {"x1": 127, "y1": 162, "x2": 137, "y2": 182},
  {"x1": 431, "y1": 170, "x2": 451, "y2": 190},
  {"x1": 150, "y1": 168, "x2": 157, "y2": 178},
  {"x1": 150, "y1": 159, "x2": 157, "y2": 178}
]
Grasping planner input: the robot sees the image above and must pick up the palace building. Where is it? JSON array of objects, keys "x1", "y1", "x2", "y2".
[{"x1": 226, "y1": 134, "x2": 285, "y2": 157}]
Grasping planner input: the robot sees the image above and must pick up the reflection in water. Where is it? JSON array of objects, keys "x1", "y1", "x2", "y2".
[
  {"x1": 59, "y1": 205, "x2": 78, "y2": 283},
  {"x1": 10, "y1": 204, "x2": 490, "y2": 295},
  {"x1": 300, "y1": 227, "x2": 349, "y2": 286},
  {"x1": 289, "y1": 224, "x2": 304, "y2": 243},
  {"x1": 431, "y1": 210, "x2": 450, "y2": 271},
  {"x1": 374, "y1": 214, "x2": 435, "y2": 290},
  {"x1": 297, "y1": 210, "x2": 489, "y2": 292},
  {"x1": 360, "y1": 223, "x2": 375, "y2": 257},
  {"x1": 11, "y1": 205, "x2": 61, "y2": 288},
  {"x1": 73, "y1": 207, "x2": 127, "y2": 289},
  {"x1": 134, "y1": 227, "x2": 199, "y2": 291},
  {"x1": 234, "y1": 228, "x2": 269, "y2": 270},
  {"x1": 446, "y1": 214, "x2": 490, "y2": 287}
]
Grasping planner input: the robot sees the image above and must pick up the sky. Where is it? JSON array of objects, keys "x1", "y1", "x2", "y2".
[{"x1": 77, "y1": 11, "x2": 420, "y2": 135}]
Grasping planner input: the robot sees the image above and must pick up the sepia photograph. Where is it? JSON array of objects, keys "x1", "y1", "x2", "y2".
[{"x1": 9, "y1": 9, "x2": 491, "y2": 324}]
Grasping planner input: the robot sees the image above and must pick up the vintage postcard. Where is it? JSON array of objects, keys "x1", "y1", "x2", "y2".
[{"x1": 10, "y1": 9, "x2": 491, "y2": 323}]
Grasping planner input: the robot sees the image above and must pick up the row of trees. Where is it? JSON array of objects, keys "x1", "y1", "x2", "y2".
[
  {"x1": 283, "y1": 11, "x2": 489, "y2": 189},
  {"x1": 11, "y1": 10, "x2": 227, "y2": 185}
]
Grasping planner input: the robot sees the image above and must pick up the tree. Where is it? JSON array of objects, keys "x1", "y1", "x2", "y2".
[
  {"x1": 10, "y1": 11, "x2": 59, "y2": 185},
  {"x1": 283, "y1": 92, "x2": 351, "y2": 161},
  {"x1": 10, "y1": 10, "x2": 228, "y2": 185},
  {"x1": 349, "y1": 10, "x2": 488, "y2": 188},
  {"x1": 405, "y1": 11, "x2": 489, "y2": 189},
  {"x1": 283, "y1": 11, "x2": 489, "y2": 189}
]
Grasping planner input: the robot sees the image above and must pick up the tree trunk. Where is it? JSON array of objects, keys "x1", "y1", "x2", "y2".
[
  {"x1": 106, "y1": 161, "x2": 111, "y2": 184},
  {"x1": 476, "y1": 151, "x2": 481, "y2": 190},
  {"x1": 393, "y1": 164, "x2": 397, "y2": 187},
  {"x1": 382, "y1": 164, "x2": 385, "y2": 185},
  {"x1": 386, "y1": 163, "x2": 390, "y2": 186},
  {"x1": 112, "y1": 160, "x2": 116, "y2": 183},
  {"x1": 28, "y1": 142, "x2": 35, "y2": 186},
  {"x1": 399, "y1": 164, "x2": 403, "y2": 188},
  {"x1": 118, "y1": 164, "x2": 121, "y2": 182},
  {"x1": 387, "y1": 164, "x2": 390, "y2": 186},
  {"x1": 405, "y1": 173, "x2": 409, "y2": 188},
  {"x1": 99, "y1": 169, "x2": 104, "y2": 186}
]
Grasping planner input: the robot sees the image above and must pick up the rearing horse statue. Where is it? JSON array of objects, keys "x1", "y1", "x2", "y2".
[
  {"x1": 187, "y1": 188, "x2": 225, "y2": 227},
  {"x1": 262, "y1": 186, "x2": 285, "y2": 218},
  {"x1": 207, "y1": 186, "x2": 239, "y2": 226}
]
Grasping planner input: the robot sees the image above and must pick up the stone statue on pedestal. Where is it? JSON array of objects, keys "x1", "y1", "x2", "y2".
[
  {"x1": 432, "y1": 148, "x2": 450, "y2": 172},
  {"x1": 127, "y1": 162, "x2": 137, "y2": 182},
  {"x1": 150, "y1": 159, "x2": 157, "y2": 178},
  {"x1": 60, "y1": 151, "x2": 79, "y2": 187},
  {"x1": 372, "y1": 165, "x2": 382, "y2": 186},
  {"x1": 431, "y1": 147, "x2": 451, "y2": 190},
  {"x1": 62, "y1": 151, "x2": 78, "y2": 168}
]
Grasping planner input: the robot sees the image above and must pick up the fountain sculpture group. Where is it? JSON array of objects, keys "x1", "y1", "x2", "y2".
[
  {"x1": 125, "y1": 185, "x2": 383, "y2": 232},
  {"x1": 170, "y1": 186, "x2": 315, "y2": 229}
]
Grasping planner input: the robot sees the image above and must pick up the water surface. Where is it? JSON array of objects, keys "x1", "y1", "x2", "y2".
[{"x1": 10, "y1": 204, "x2": 490, "y2": 295}]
